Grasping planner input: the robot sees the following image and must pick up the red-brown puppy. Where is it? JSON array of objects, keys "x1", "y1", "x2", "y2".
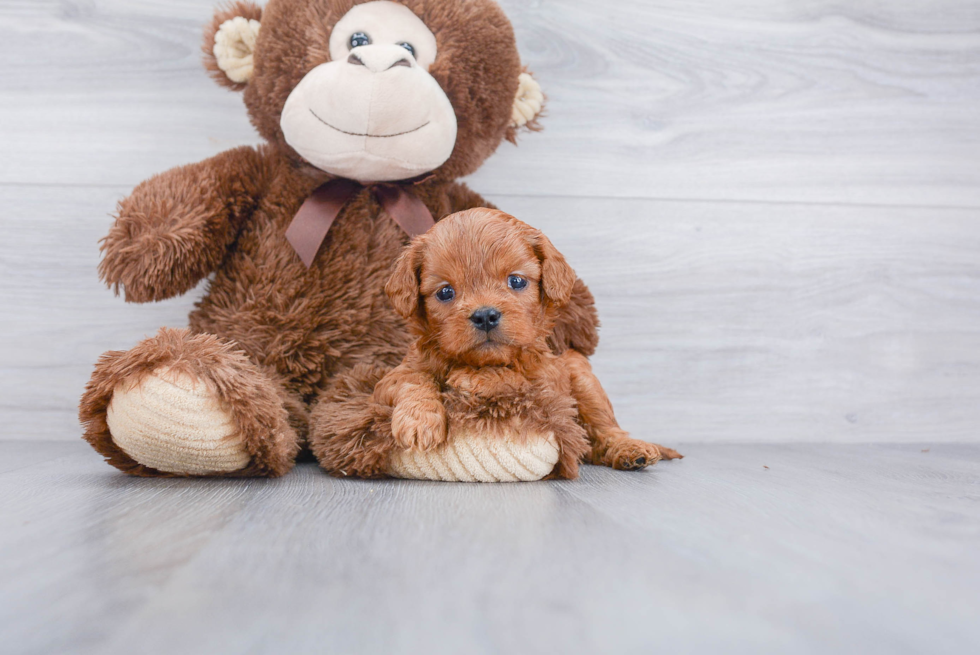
[{"x1": 364, "y1": 207, "x2": 681, "y2": 478}]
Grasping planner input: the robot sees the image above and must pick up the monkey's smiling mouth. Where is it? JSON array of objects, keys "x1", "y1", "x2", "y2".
[{"x1": 309, "y1": 109, "x2": 429, "y2": 138}]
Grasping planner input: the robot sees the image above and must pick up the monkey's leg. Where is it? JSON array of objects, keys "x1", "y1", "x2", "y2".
[
  {"x1": 309, "y1": 364, "x2": 401, "y2": 478},
  {"x1": 80, "y1": 328, "x2": 301, "y2": 477}
]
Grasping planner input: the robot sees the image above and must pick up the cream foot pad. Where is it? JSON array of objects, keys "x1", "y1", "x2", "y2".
[
  {"x1": 106, "y1": 367, "x2": 251, "y2": 475},
  {"x1": 388, "y1": 431, "x2": 560, "y2": 482}
]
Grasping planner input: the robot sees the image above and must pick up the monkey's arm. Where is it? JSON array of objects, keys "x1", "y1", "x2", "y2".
[{"x1": 99, "y1": 146, "x2": 272, "y2": 303}]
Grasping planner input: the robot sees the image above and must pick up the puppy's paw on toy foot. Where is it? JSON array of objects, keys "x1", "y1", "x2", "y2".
[{"x1": 391, "y1": 400, "x2": 448, "y2": 451}]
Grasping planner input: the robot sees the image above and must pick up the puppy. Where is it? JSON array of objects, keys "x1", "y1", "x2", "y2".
[{"x1": 335, "y1": 207, "x2": 680, "y2": 480}]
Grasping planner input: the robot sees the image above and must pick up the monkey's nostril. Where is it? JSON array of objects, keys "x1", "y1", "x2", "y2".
[
  {"x1": 470, "y1": 307, "x2": 502, "y2": 332},
  {"x1": 388, "y1": 58, "x2": 412, "y2": 69},
  {"x1": 347, "y1": 52, "x2": 365, "y2": 66}
]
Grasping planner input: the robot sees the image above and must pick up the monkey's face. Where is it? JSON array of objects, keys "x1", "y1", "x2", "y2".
[
  {"x1": 205, "y1": 0, "x2": 545, "y2": 183},
  {"x1": 280, "y1": 1, "x2": 457, "y2": 182}
]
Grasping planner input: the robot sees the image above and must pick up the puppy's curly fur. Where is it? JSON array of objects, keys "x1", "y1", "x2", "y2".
[{"x1": 310, "y1": 209, "x2": 681, "y2": 479}]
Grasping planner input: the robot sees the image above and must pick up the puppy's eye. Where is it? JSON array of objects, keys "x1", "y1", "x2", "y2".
[
  {"x1": 435, "y1": 285, "x2": 455, "y2": 302},
  {"x1": 398, "y1": 42, "x2": 415, "y2": 57},
  {"x1": 349, "y1": 32, "x2": 371, "y2": 49},
  {"x1": 507, "y1": 275, "x2": 528, "y2": 291}
]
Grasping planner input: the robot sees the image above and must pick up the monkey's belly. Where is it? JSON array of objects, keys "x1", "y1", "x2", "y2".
[{"x1": 387, "y1": 425, "x2": 560, "y2": 482}]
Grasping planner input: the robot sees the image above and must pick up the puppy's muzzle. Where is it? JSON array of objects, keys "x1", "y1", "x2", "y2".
[{"x1": 469, "y1": 307, "x2": 502, "y2": 332}]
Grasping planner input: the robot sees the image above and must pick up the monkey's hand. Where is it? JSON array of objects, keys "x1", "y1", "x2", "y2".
[{"x1": 99, "y1": 146, "x2": 270, "y2": 303}]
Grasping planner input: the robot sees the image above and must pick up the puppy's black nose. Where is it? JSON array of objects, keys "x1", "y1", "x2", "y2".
[{"x1": 469, "y1": 307, "x2": 502, "y2": 332}]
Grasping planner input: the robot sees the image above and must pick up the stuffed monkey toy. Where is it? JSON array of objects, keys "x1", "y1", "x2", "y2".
[{"x1": 80, "y1": 0, "x2": 603, "y2": 479}]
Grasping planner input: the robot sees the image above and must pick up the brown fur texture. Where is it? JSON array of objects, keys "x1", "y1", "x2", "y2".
[
  {"x1": 80, "y1": 0, "x2": 597, "y2": 476},
  {"x1": 309, "y1": 209, "x2": 681, "y2": 479}
]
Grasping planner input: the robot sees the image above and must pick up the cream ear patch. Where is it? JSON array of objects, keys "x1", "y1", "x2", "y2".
[
  {"x1": 511, "y1": 72, "x2": 544, "y2": 128},
  {"x1": 213, "y1": 16, "x2": 261, "y2": 84}
]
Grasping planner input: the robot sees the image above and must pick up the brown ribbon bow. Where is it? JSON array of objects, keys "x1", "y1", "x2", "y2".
[{"x1": 285, "y1": 178, "x2": 435, "y2": 267}]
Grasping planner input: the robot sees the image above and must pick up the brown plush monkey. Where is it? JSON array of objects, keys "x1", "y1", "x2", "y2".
[{"x1": 79, "y1": 0, "x2": 601, "y2": 478}]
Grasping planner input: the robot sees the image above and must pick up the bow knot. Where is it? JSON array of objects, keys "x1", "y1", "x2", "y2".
[{"x1": 285, "y1": 178, "x2": 435, "y2": 267}]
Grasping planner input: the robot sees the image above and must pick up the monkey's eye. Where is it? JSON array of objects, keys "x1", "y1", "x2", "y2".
[
  {"x1": 349, "y1": 32, "x2": 371, "y2": 49},
  {"x1": 398, "y1": 42, "x2": 415, "y2": 58},
  {"x1": 435, "y1": 285, "x2": 455, "y2": 302},
  {"x1": 507, "y1": 275, "x2": 528, "y2": 290}
]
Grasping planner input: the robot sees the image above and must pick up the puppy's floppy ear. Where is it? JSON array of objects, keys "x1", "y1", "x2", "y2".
[
  {"x1": 203, "y1": 1, "x2": 263, "y2": 91},
  {"x1": 386, "y1": 237, "x2": 426, "y2": 320},
  {"x1": 531, "y1": 230, "x2": 576, "y2": 308}
]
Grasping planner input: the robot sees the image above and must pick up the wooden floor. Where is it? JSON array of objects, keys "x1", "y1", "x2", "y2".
[{"x1": 1, "y1": 441, "x2": 978, "y2": 654}]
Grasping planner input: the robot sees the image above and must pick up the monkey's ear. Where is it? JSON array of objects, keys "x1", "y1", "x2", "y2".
[
  {"x1": 386, "y1": 238, "x2": 427, "y2": 320},
  {"x1": 531, "y1": 230, "x2": 575, "y2": 308},
  {"x1": 506, "y1": 71, "x2": 545, "y2": 141},
  {"x1": 203, "y1": 2, "x2": 263, "y2": 90}
]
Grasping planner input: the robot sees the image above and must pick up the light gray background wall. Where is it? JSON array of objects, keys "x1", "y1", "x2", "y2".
[{"x1": 1, "y1": 0, "x2": 978, "y2": 443}]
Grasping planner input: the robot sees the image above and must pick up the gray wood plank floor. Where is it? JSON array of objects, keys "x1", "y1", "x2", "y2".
[{"x1": 1, "y1": 441, "x2": 978, "y2": 654}]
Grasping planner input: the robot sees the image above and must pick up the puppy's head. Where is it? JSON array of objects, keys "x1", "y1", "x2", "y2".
[{"x1": 386, "y1": 208, "x2": 576, "y2": 366}]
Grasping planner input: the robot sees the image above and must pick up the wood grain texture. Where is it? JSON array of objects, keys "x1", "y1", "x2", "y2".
[
  {"x1": 1, "y1": 0, "x2": 979, "y2": 444},
  {"x1": 2, "y1": 186, "x2": 980, "y2": 443},
  {"x1": 0, "y1": 1, "x2": 978, "y2": 205},
  {"x1": 1, "y1": 441, "x2": 978, "y2": 654}
]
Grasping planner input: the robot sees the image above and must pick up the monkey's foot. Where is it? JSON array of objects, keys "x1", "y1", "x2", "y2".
[
  {"x1": 81, "y1": 328, "x2": 299, "y2": 477},
  {"x1": 106, "y1": 366, "x2": 250, "y2": 475},
  {"x1": 388, "y1": 430, "x2": 560, "y2": 482}
]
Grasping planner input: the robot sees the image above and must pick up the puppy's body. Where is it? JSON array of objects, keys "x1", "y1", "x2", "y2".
[
  {"x1": 374, "y1": 340, "x2": 590, "y2": 478},
  {"x1": 311, "y1": 209, "x2": 681, "y2": 479}
]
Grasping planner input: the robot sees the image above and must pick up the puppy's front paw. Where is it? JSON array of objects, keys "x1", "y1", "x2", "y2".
[
  {"x1": 596, "y1": 432, "x2": 682, "y2": 471},
  {"x1": 391, "y1": 399, "x2": 447, "y2": 451}
]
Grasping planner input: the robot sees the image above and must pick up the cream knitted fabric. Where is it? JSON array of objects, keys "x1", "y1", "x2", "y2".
[
  {"x1": 388, "y1": 430, "x2": 560, "y2": 482},
  {"x1": 106, "y1": 367, "x2": 250, "y2": 475}
]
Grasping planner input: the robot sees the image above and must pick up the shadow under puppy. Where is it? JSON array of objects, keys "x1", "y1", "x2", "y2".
[{"x1": 311, "y1": 208, "x2": 681, "y2": 480}]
